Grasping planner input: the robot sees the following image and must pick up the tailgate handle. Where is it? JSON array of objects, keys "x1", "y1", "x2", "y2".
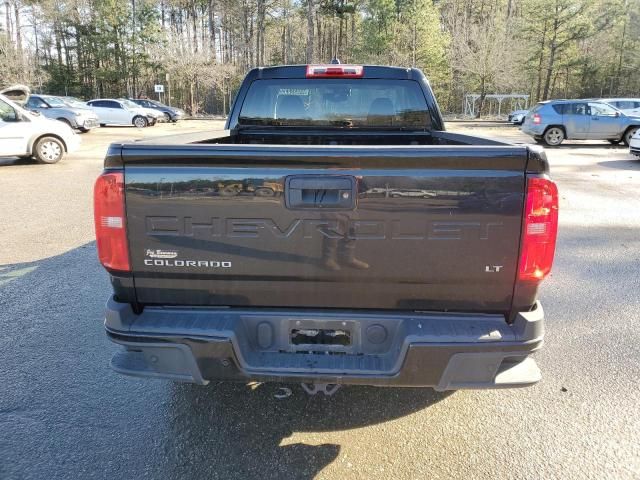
[{"x1": 285, "y1": 175, "x2": 356, "y2": 210}]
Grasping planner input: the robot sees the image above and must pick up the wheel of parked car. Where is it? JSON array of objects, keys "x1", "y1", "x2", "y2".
[
  {"x1": 133, "y1": 115, "x2": 148, "y2": 128},
  {"x1": 608, "y1": 139, "x2": 621, "y2": 145},
  {"x1": 163, "y1": 112, "x2": 172, "y2": 122},
  {"x1": 623, "y1": 127, "x2": 639, "y2": 146},
  {"x1": 254, "y1": 187, "x2": 275, "y2": 197},
  {"x1": 543, "y1": 127, "x2": 565, "y2": 146},
  {"x1": 33, "y1": 136, "x2": 65, "y2": 164},
  {"x1": 57, "y1": 118, "x2": 72, "y2": 128}
]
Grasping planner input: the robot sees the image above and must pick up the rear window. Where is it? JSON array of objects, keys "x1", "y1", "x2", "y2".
[
  {"x1": 238, "y1": 79, "x2": 431, "y2": 129},
  {"x1": 530, "y1": 103, "x2": 545, "y2": 114}
]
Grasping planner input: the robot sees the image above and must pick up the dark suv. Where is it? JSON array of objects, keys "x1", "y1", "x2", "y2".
[{"x1": 522, "y1": 99, "x2": 640, "y2": 146}]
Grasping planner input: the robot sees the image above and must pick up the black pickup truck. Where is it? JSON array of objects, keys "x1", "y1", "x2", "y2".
[{"x1": 95, "y1": 64, "x2": 558, "y2": 393}]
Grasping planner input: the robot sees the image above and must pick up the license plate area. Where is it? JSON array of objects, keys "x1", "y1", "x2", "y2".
[
  {"x1": 286, "y1": 319, "x2": 359, "y2": 354},
  {"x1": 291, "y1": 328, "x2": 351, "y2": 346}
]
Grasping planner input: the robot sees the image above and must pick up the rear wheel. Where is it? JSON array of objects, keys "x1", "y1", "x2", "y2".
[
  {"x1": 623, "y1": 126, "x2": 639, "y2": 146},
  {"x1": 133, "y1": 115, "x2": 148, "y2": 128},
  {"x1": 543, "y1": 127, "x2": 565, "y2": 146},
  {"x1": 33, "y1": 136, "x2": 64, "y2": 164}
]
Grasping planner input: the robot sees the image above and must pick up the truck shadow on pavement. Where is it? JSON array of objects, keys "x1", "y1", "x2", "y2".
[
  {"x1": 596, "y1": 158, "x2": 640, "y2": 170},
  {"x1": 163, "y1": 381, "x2": 451, "y2": 479},
  {"x1": 0, "y1": 243, "x2": 451, "y2": 480}
]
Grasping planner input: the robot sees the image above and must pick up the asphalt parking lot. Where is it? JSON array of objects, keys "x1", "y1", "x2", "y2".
[{"x1": 1, "y1": 121, "x2": 639, "y2": 479}]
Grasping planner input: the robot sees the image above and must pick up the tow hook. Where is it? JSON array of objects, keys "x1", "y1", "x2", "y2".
[{"x1": 300, "y1": 383, "x2": 341, "y2": 396}]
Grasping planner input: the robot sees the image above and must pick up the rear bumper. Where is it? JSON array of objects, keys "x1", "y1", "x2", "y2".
[
  {"x1": 104, "y1": 298, "x2": 544, "y2": 390},
  {"x1": 522, "y1": 124, "x2": 544, "y2": 136},
  {"x1": 79, "y1": 118, "x2": 99, "y2": 130}
]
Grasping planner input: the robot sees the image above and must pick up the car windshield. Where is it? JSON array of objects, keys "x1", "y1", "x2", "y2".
[
  {"x1": 63, "y1": 97, "x2": 86, "y2": 107},
  {"x1": 45, "y1": 96, "x2": 67, "y2": 107},
  {"x1": 119, "y1": 99, "x2": 139, "y2": 109},
  {"x1": 239, "y1": 79, "x2": 432, "y2": 129}
]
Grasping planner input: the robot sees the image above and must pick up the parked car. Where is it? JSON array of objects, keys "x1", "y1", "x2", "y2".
[
  {"x1": 0, "y1": 92, "x2": 80, "y2": 163},
  {"x1": 86, "y1": 99, "x2": 152, "y2": 128},
  {"x1": 25, "y1": 94, "x2": 99, "y2": 133},
  {"x1": 630, "y1": 128, "x2": 640, "y2": 158},
  {"x1": 118, "y1": 98, "x2": 162, "y2": 124},
  {"x1": 507, "y1": 109, "x2": 528, "y2": 125},
  {"x1": 129, "y1": 98, "x2": 185, "y2": 122},
  {"x1": 522, "y1": 99, "x2": 640, "y2": 146},
  {"x1": 97, "y1": 63, "x2": 557, "y2": 393},
  {"x1": 598, "y1": 98, "x2": 640, "y2": 113}
]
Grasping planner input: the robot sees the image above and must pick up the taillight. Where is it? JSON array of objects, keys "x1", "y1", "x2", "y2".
[
  {"x1": 94, "y1": 171, "x2": 130, "y2": 272},
  {"x1": 306, "y1": 64, "x2": 364, "y2": 78},
  {"x1": 518, "y1": 177, "x2": 559, "y2": 282},
  {"x1": 533, "y1": 114, "x2": 541, "y2": 124}
]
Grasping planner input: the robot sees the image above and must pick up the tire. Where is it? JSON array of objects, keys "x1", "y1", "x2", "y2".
[
  {"x1": 33, "y1": 136, "x2": 64, "y2": 164},
  {"x1": 100, "y1": 123, "x2": 106, "y2": 127},
  {"x1": 608, "y1": 139, "x2": 621, "y2": 145},
  {"x1": 57, "y1": 118, "x2": 72, "y2": 128},
  {"x1": 543, "y1": 126, "x2": 565, "y2": 146},
  {"x1": 254, "y1": 187, "x2": 275, "y2": 197},
  {"x1": 622, "y1": 126, "x2": 639, "y2": 146},
  {"x1": 78, "y1": 128, "x2": 91, "y2": 134},
  {"x1": 163, "y1": 112, "x2": 172, "y2": 122},
  {"x1": 133, "y1": 116, "x2": 148, "y2": 128}
]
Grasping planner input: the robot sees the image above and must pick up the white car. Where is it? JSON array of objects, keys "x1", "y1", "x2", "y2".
[
  {"x1": 630, "y1": 129, "x2": 640, "y2": 158},
  {"x1": 508, "y1": 109, "x2": 529, "y2": 125},
  {"x1": 86, "y1": 98, "x2": 153, "y2": 128},
  {"x1": 118, "y1": 98, "x2": 163, "y2": 124},
  {"x1": 0, "y1": 93, "x2": 80, "y2": 164}
]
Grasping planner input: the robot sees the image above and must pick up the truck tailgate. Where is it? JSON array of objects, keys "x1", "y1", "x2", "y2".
[{"x1": 122, "y1": 144, "x2": 527, "y2": 312}]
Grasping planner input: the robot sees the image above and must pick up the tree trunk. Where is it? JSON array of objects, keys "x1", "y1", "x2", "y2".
[
  {"x1": 306, "y1": 0, "x2": 314, "y2": 63},
  {"x1": 542, "y1": 15, "x2": 559, "y2": 100},
  {"x1": 192, "y1": 2, "x2": 198, "y2": 53},
  {"x1": 207, "y1": 0, "x2": 216, "y2": 60},
  {"x1": 615, "y1": 14, "x2": 627, "y2": 93},
  {"x1": 14, "y1": 0, "x2": 22, "y2": 54},
  {"x1": 535, "y1": 19, "x2": 547, "y2": 102},
  {"x1": 542, "y1": 41, "x2": 557, "y2": 100},
  {"x1": 4, "y1": 2, "x2": 11, "y2": 41}
]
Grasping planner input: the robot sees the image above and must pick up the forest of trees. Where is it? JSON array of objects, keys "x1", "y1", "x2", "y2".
[{"x1": 1, "y1": 0, "x2": 639, "y2": 116}]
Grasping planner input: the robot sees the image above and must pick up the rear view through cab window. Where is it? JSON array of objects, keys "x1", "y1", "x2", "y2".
[{"x1": 238, "y1": 79, "x2": 432, "y2": 129}]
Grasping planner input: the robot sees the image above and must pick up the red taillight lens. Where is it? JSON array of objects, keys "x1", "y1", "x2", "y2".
[
  {"x1": 94, "y1": 171, "x2": 130, "y2": 272},
  {"x1": 306, "y1": 64, "x2": 364, "y2": 78},
  {"x1": 533, "y1": 114, "x2": 541, "y2": 124},
  {"x1": 518, "y1": 177, "x2": 559, "y2": 282}
]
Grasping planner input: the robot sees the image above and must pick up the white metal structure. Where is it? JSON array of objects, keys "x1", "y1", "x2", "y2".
[
  {"x1": 464, "y1": 94, "x2": 529, "y2": 118},
  {"x1": 0, "y1": 93, "x2": 81, "y2": 164}
]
